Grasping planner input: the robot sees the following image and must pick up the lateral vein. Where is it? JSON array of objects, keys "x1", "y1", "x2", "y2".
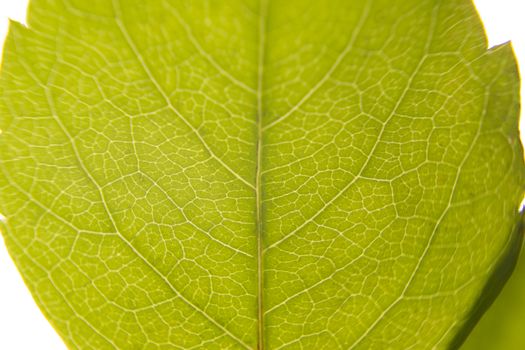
[{"x1": 112, "y1": 0, "x2": 255, "y2": 190}]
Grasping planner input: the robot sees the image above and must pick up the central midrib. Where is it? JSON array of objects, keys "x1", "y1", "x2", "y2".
[{"x1": 255, "y1": 0, "x2": 269, "y2": 349}]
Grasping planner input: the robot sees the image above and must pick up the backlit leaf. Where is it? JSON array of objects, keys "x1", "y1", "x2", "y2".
[{"x1": 0, "y1": 0, "x2": 523, "y2": 349}]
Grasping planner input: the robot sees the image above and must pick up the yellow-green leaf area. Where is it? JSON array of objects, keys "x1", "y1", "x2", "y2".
[
  {"x1": 461, "y1": 239, "x2": 525, "y2": 349},
  {"x1": 0, "y1": 0, "x2": 523, "y2": 349}
]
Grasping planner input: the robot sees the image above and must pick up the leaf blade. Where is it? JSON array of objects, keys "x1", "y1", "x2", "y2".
[{"x1": 0, "y1": 0, "x2": 523, "y2": 349}]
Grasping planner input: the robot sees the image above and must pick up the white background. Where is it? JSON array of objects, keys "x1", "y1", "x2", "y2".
[{"x1": 0, "y1": 0, "x2": 524, "y2": 348}]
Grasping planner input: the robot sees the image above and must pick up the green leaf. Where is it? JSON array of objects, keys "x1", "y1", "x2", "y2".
[
  {"x1": 461, "y1": 236, "x2": 525, "y2": 350},
  {"x1": 0, "y1": 0, "x2": 523, "y2": 349}
]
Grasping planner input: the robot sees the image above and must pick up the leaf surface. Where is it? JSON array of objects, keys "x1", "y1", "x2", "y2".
[
  {"x1": 0, "y1": 0, "x2": 523, "y2": 349},
  {"x1": 461, "y1": 237, "x2": 525, "y2": 350}
]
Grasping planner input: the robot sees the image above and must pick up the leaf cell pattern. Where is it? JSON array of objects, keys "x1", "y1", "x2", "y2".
[{"x1": 0, "y1": 0, "x2": 523, "y2": 349}]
